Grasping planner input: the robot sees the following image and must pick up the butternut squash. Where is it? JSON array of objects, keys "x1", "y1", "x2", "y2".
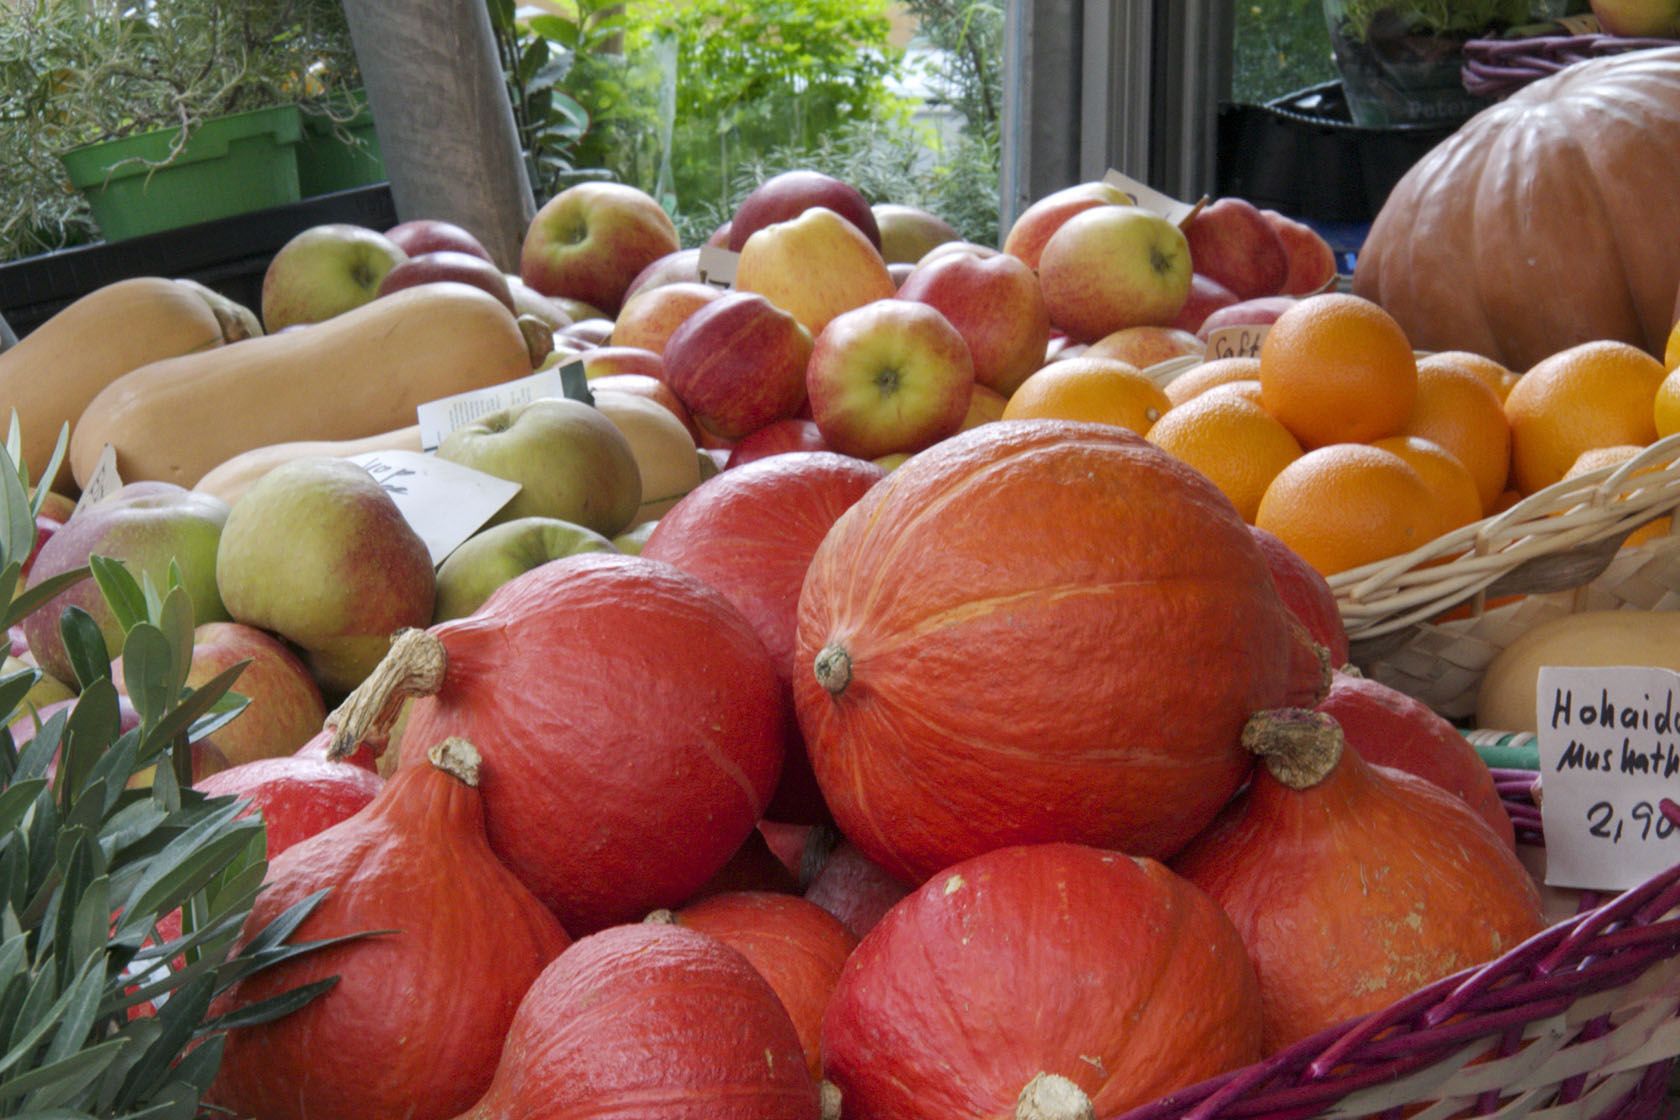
[
  {"x1": 71, "y1": 282, "x2": 532, "y2": 490},
  {"x1": 194, "y1": 424, "x2": 424, "y2": 507},
  {"x1": 1476, "y1": 610, "x2": 1680, "y2": 732},
  {"x1": 0, "y1": 277, "x2": 235, "y2": 493}
]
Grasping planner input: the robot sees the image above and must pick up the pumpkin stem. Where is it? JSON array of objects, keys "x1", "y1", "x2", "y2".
[
  {"x1": 1015, "y1": 1073, "x2": 1094, "y2": 1120},
  {"x1": 324, "y1": 628, "x2": 449, "y2": 761},
  {"x1": 1241, "y1": 707, "x2": 1344, "y2": 790},
  {"x1": 820, "y1": 1081, "x2": 843, "y2": 1120},
  {"x1": 427, "y1": 737, "x2": 481, "y2": 787},
  {"x1": 814, "y1": 645, "x2": 852, "y2": 696},
  {"x1": 643, "y1": 909, "x2": 678, "y2": 925}
]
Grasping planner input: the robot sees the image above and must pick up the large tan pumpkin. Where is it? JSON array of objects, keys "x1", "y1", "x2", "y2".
[{"x1": 1353, "y1": 48, "x2": 1680, "y2": 371}]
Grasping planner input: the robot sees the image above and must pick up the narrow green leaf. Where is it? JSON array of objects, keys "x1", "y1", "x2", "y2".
[
  {"x1": 88, "y1": 556, "x2": 146, "y2": 636},
  {"x1": 118, "y1": 624, "x2": 172, "y2": 731},
  {"x1": 57, "y1": 608, "x2": 109, "y2": 693},
  {"x1": 48, "y1": 828, "x2": 95, "y2": 983},
  {"x1": 158, "y1": 1037, "x2": 223, "y2": 1100},
  {"x1": 40, "y1": 956, "x2": 104, "y2": 1067},
  {"x1": 0, "y1": 446, "x2": 33, "y2": 570},
  {"x1": 117, "y1": 805, "x2": 252, "y2": 936},
  {"x1": 201, "y1": 976, "x2": 338, "y2": 1034},
  {"x1": 92, "y1": 1017, "x2": 158, "y2": 1114},
  {"x1": 28, "y1": 425, "x2": 70, "y2": 522},
  {"x1": 0, "y1": 1037, "x2": 127, "y2": 1105},
  {"x1": 58, "y1": 679, "x2": 119, "y2": 801},
  {"x1": 65, "y1": 875, "x2": 109, "y2": 996},
  {"x1": 139, "y1": 661, "x2": 245, "y2": 760},
  {"x1": 0, "y1": 667, "x2": 39, "y2": 727},
  {"x1": 5, "y1": 564, "x2": 91, "y2": 632},
  {"x1": 155, "y1": 587, "x2": 194, "y2": 701},
  {"x1": 184, "y1": 691, "x2": 248, "y2": 745},
  {"x1": 111, "y1": 972, "x2": 211, "y2": 1109},
  {"x1": 15, "y1": 709, "x2": 67, "y2": 783},
  {"x1": 0, "y1": 965, "x2": 77, "y2": 1074},
  {"x1": 85, "y1": 732, "x2": 141, "y2": 816},
  {"x1": 2, "y1": 417, "x2": 19, "y2": 484},
  {"x1": 0, "y1": 780, "x2": 46, "y2": 838},
  {"x1": 235, "y1": 888, "x2": 329, "y2": 959}
]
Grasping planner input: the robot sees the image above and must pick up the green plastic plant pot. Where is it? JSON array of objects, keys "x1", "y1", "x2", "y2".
[
  {"x1": 298, "y1": 90, "x2": 386, "y2": 196},
  {"x1": 60, "y1": 105, "x2": 304, "y2": 242}
]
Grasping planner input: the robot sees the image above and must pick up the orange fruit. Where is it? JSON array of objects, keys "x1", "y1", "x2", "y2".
[
  {"x1": 1164, "y1": 357, "x2": 1261, "y2": 407},
  {"x1": 1656, "y1": 367, "x2": 1680, "y2": 438},
  {"x1": 1417, "y1": 350, "x2": 1517, "y2": 404},
  {"x1": 1489, "y1": 489, "x2": 1523, "y2": 515},
  {"x1": 1370, "y1": 435, "x2": 1483, "y2": 536},
  {"x1": 1396, "y1": 363, "x2": 1510, "y2": 514},
  {"x1": 1259, "y1": 293, "x2": 1417, "y2": 448},
  {"x1": 1003, "y1": 357, "x2": 1171, "y2": 435},
  {"x1": 1665, "y1": 320, "x2": 1680, "y2": 372},
  {"x1": 1204, "y1": 379, "x2": 1265, "y2": 407},
  {"x1": 1503, "y1": 340, "x2": 1667, "y2": 495},
  {"x1": 1145, "y1": 393, "x2": 1303, "y2": 522},
  {"x1": 1562, "y1": 445, "x2": 1672, "y2": 548},
  {"x1": 1255, "y1": 444, "x2": 1439, "y2": 577}
]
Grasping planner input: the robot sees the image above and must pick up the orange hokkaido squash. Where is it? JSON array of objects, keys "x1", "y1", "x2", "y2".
[
  {"x1": 1353, "y1": 48, "x2": 1680, "y2": 370},
  {"x1": 794, "y1": 420, "x2": 1327, "y2": 885}
]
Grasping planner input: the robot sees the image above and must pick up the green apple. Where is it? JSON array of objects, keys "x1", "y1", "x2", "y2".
[
  {"x1": 872, "y1": 203, "x2": 960, "y2": 265},
  {"x1": 433, "y1": 517, "x2": 617, "y2": 623},
  {"x1": 22, "y1": 481, "x2": 230, "y2": 686},
  {"x1": 435, "y1": 397, "x2": 642, "y2": 538},
  {"x1": 260, "y1": 223, "x2": 408, "y2": 332},
  {"x1": 611, "y1": 521, "x2": 659, "y2": 555},
  {"x1": 215, "y1": 458, "x2": 435, "y2": 697}
]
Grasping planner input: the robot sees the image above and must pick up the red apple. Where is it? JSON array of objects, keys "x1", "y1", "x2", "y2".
[
  {"x1": 706, "y1": 221, "x2": 732, "y2": 248},
  {"x1": 197, "y1": 754, "x2": 383, "y2": 858},
  {"x1": 611, "y1": 281, "x2": 724, "y2": 355},
  {"x1": 1261, "y1": 210, "x2": 1339, "y2": 296},
  {"x1": 1038, "y1": 206, "x2": 1193, "y2": 342},
  {"x1": 556, "y1": 318, "x2": 614, "y2": 349},
  {"x1": 579, "y1": 345, "x2": 664, "y2": 381},
  {"x1": 1084, "y1": 325, "x2": 1206, "y2": 371},
  {"x1": 662, "y1": 291, "x2": 815, "y2": 440},
  {"x1": 623, "y1": 248, "x2": 705, "y2": 303},
  {"x1": 895, "y1": 251, "x2": 1051, "y2": 398},
  {"x1": 18, "y1": 514, "x2": 62, "y2": 584},
  {"x1": 888, "y1": 262, "x2": 915, "y2": 290},
  {"x1": 34, "y1": 491, "x2": 75, "y2": 523},
  {"x1": 735, "y1": 208, "x2": 896, "y2": 337},
  {"x1": 1183, "y1": 197, "x2": 1289, "y2": 300},
  {"x1": 1196, "y1": 296, "x2": 1299, "y2": 343},
  {"x1": 1169, "y1": 272, "x2": 1240, "y2": 334},
  {"x1": 377, "y1": 250, "x2": 516, "y2": 314},
  {"x1": 1001, "y1": 180, "x2": 1131, "y2": 271},
  {"x1": 917, "y1": 241, "x2": 998, "y2": 268},
  {"x1": 872, "y1": 203, "x2": 960, "y2": 264},
  {"x1": 728, "y1": 170, "x2": 881, "y2": 252},
  {"x1": 520, "y1": 182, "x2": 680, "y2": 315},
  {"x1": 806, "y1": 299, "x2": 974, "y2": 460},
  {"x1": 589, "y1": 373, "x2": 704, "y2": 445},
  {"x1": 725, "y1": 418, "x2": 830, "y2": 468},
  {"x1": 643, "y1": 451, "x2": 885, "y2": 822},
  {"x1": 384, "y1": 218, "x2": 494, "y2": 264}
]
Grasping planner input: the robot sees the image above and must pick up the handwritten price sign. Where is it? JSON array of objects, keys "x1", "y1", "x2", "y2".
[{"x1": 1536, "y1": 666, "x2": 1680, "y2": 889}]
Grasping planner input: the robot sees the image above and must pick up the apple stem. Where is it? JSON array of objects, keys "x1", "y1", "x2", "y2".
[
  {"x1": 814, "y1": 645, "x2": 852, "y2": 696},
  {"x1": 324, "y1": 627, "x2": 448, "y2": 761}
]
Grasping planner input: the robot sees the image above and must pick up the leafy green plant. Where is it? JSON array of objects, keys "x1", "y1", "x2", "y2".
[
  {"x1": 0, "y1": 419, "x2": 348, "y2": 1114},
  {"x1": 486, "y1": 0, "x2": 608, "y2": 203},
  {"x1": 1330, "y1": 0, "x2": 1532, "y2": 42}
]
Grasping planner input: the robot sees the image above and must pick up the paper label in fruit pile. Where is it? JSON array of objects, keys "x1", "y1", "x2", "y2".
[
  {"x1": 71, "y1": 444, "x2": 122, "y2": 519},
  {"x1": 697, "y1": 246, "x2": 739, "y2": 288},
  {"x1": 416, "y1": 369, "x2": 567, "y2": 451},
  {"x1": 1535, "y1": 665, "x2": 1680, "y2": 890},
  {"x1": 347, "y1": 450, "x2": 520, "y2": 566},
  {"x1": 555, "y1": 359, "x2": 594, "y2": 406},
  {"x1": 1101, "y1": 170, "x2": 1202, "y2": 227},
  {"x1": 1204, "y1": 325, "x2": 1270, "y2": 361}
]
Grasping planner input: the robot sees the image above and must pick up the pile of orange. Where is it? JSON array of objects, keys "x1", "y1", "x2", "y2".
[{"x1": 999, "y1": 291, "x2": 1679, "y2": 580}]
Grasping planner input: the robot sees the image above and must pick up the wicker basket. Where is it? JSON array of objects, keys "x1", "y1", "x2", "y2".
[
  {"x1": 1463, "y1": 33, "x2": 1677, "y2": 100},
  {"x1": 1141, "y1": 356, "x2": 1680, "y2": 720},
  {"x1": 1112, "y1": 792, "x2": 1680, "y2": 1120}
]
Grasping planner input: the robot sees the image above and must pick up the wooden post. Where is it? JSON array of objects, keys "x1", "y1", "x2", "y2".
[{"x1": 338, "y1": 0, "x2": 536, "y2": 272}]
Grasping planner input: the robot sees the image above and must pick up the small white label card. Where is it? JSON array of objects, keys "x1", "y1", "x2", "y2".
[
  {"x1": 71, "y1": 444, "x2": 123, "y2": 519},
  {"x1": 416, "y1": 369, "x2": 565, "y2": 451},
  {"x1": 1204, "y1": 324, "x2": 1270, "y2": 361},
  {"x1": 347, "y1": 450, "x2": 520, "y2": 566},
  {"x1": 1101, "y1": 170, "x2": 1203, "y2": 227},
  {"x1": 697, "y1": 245, "x2": 740, "y2": 288},
  {"x1": 1535, "y1": 665, "x2": 1680, "y2": 890}
]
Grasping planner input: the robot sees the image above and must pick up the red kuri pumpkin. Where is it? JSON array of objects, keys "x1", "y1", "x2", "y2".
[
  {"x1": 208, "y1": 739, "x2": 571, "y2": 1120},
  {"x1": 1353, "y1": 49, "x2": 1680, "y2": 370},
  {"x1": 1251, "y1": 525, "x2": 1350, "y2": 668},
  {"x1": 195, "y1": 753, "x2": 382, "y2": 857},
  {"x1": 1318, "y1": 670, "x2": 1514, "y2": 850},
  {"x1": 452, "y1": 922, "x2": 821, "y2": 1120},
  {"x1": 821, "y1": 843, "x2": 1263, "y2": 1119},
  {"x1": 330, "y1": 552, "x2": 786, "y2": 934},
  {"x1": 644, "y1": 451, "x2": 884, "y2": 823},
  {"x1": 1172, "y1": 709, "x2": 1545, "y2": 1052},
  {"x1": 651, "y1": 891, "x2": 859, "y2": 1081},
  {"x1": 794, "y1": 420, "x2": 1327, "y2": 883}
]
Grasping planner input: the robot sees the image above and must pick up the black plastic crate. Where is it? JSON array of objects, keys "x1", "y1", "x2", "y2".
[{"x1": 0, "y1": 183, "x2": 397, "y2": 341}]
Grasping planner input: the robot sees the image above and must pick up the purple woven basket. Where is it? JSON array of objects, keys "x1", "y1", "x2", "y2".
[
  {"x1": 1463, "y1": 34, "x2": 1677, "y2": 99},
  {"x1": 1110, "y1": 790, "x2": 1680, "y2": 1120}
]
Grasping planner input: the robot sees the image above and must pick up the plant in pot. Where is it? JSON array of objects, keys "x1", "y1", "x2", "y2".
[
  {"x1": 1322, "y1": 0, "x2": 1533, "y2": 125},
  {"x1": 0, "y1": 0, "x2": 363, "y2": 256}
]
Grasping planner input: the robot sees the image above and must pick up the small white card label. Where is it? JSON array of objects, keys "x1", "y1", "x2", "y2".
[
  {"x1": 1101, "y1": 170, "x2": 1202, "y2": 227},
  {"x1": 346, "y1": 450, "x2": 520, "y2": 566},
  {"x1": 1536, "y1": 665, "x2": 1680, "y2": 890},
  {"x1": 416, "y1": 369, "x2": 566, "y2": 451},
  {"x1": 72, "y1": 444, "x2": 122, "y2": 519},
  {"x1": 697, "y1": 245, "x2": 740, "y2": 288},
  {"x1": 1204, "y1": 324, "x2": 1270, "y2": 361}
]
